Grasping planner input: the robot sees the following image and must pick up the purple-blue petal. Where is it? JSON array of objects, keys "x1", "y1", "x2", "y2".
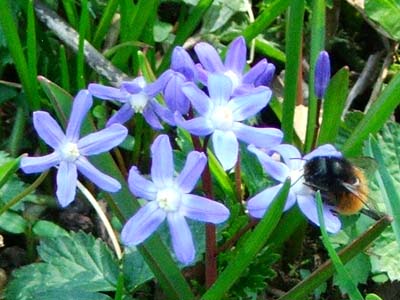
[
  {"x1": 314, "y1": 51, "x2": 331, "y2": 99},
  {"x1": 106, "y1": 104, "x2": 134, "y2": 126},
  {"x1": 273, "y1": 144, "x2": 303, "y2": 170},
  {"x1": 229, "y1": 87, "x2": 271, "y2": 121},
  {"x1": 167, "y1": 213, "x2": 195, "y2": 265},
  {"x1": 20, "y1": 152, "x2": 61, "y2": 173},
  {"x1": 248, "y1": 144, "x2": 289, "y2": 182},
  {"x1": 181, "y1": 82, "x2": 211, "y2": 115},
  {"x1": 212, "y1": 130, "x2": 238, "y2": 170},
  {"x1": 233, "y1": 123, "x2": 283, "y2": 148},
  {"x1": 297, "y1": 195, "x2": 341, "y2": 233},
  {"x1": 176, "y1": 151, "x2": 206, "y2": 193},
  {"x1": 66, "y1": 90, "x2": 93, "y2": 141},
  {"x1": 88, "y1": 83, "x2": 129, "y2": 101},
  {"x1": 121, "y1": 77, "x2": 146, "y2": 93},
  {"x1": 78, "y1": 124, "x2": 127, "y2": 156},
  {"x1": 33, "y1": 111, "x2": 65, "y2": 149},
  {"x1": 171, "y1": 46, "x2": 198, "y2": 81},
  {"x1": 224, "y1": 36, "x2": 246, "y2": 74},
  {"x1": 164, "y1": 73, "x2": 190, "y2": 114},
  {"x1": 207, "y1": 74, "x2": 232, "y2": 105},
  {"x1": 151, "y1": 135, "x2": 174, "y2": 186},
  {"x1": 128, "y1": 166, "x2": 158, "y2": 200},
  {"x1": 150, "y1": 99, "x2": 176, "y2": 126},
  {"x1": 242, "y1": 59, "x2": 268, "y2": 85},
  {"x1": 174, "y1": 113, "x2": 214, "y2": 136},
  {"x1": 76, "y1": 157, "x2": 121, "y2": 192},
  {"x1": 181, "y1": 194, "x2": 230, "y2": 223},
  {"x1": 247, "y1": 184, "x2": 283, "y2": 218},
  {"x1": 142, "y1": 105, "x2": 163, "y2": 130},
  {"x1": 194, "y1": 42, "x2": 224, "y2": 73},
  {"x1": 121, "y1": 201, "x2": 166, "y2": 246},
  {"x1": 56, "y1": 161, "x2": 77, "y2": 207},
  {"x1": 304, "y1": 144, "x2": 342, "y2": 160}
]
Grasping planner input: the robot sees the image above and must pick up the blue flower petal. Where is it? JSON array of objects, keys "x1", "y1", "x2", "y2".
[
  {"x1": 88, "y1": 83, "x2": 129, "y2": 101},
  {"x1": 212, "y1": 130, "x2": 238, "y2": 170},
  {"x1": 247, "y1": 184, "x2": 283, "y2": 218},
  {"x1": 248, "y1": 145, "x2": 289, "y2": 182},
  {"x1": 233, "y1": 123, "x2": 283, "y2": 148},
  {"x1": 150, "y1": 99, "x2": 176, "y2": 126},
  {"x1": 151, "y1": 135, "x2": 174, "y2": 186},
  {"x1": 171, "y1": 46, "x2": 198, "y2": 81},
  {"x1": 121, "y1": 77, "x2": 146, "y2": 93},
  {"x1": 174, "y1": 113, "x2": 214, "y2": 136},
  {"x1": 121, "y1": 201, "x2": 166, "y2": 246},
  {"x1": 207, "y1": 74, "x2": 232, "y2": 105},
  {"x1": 242, "y1": 59, "x2": 268, "y2": 85},
  {"x1": 20, "y1": 152, "x2": 61, "y2": 173},
  {"x1": 181, "y1": 82, "x2": 211, "y2": 115},
  {"x1": 143, "y1": 105, "x2": 163, "y2": 130},
  {"x1": 229, "y1": 87, "x2": 271, "y2": 121},
  {"x1": 176, "y1": 151, "x2": 207, "y2": 193},
  {"x1": 224, "y1": 36, "x2": 246, "y2": 75},
  {"x1": 181, "y1": 194, "x2": 230, "y2": 223},
  {"x1": 33, "y1": 111, "x2": 65, "y2": 149},
  {"x1": 128, "y1": 166, "x2": 158, "y2": 200},
  {"x1": 297, "y1": 195, "x2": 341, "y2": 233},
  {"x1": 106, "y1": 103, "x2": 134, "y2": 126},
  {"x1": 304, "y1": 144, "x2": 342, "y2": 160},
  {"x1": 273, "y1": 144, "x2": 303, "y2": 170},
  {"x1": 167, "y1": 213, "x2": 195, "y2": 265},
  {"x1": 164, "y1": 73, "x2": 190, "y2": 114},
  {"x1": 76, "y1": 157, "x2": 121, "y2": 192},
  {"x1": 194, "y1": 42, "x2": 224, "y2": 73},
  {"x1": 78, "y1": 124, "x2": 127, "y2": 155},
  {"x1": 66, "y1": 90, "x2": 93, "y2": 141},
  {"x1": 56, "y1": 161, "x2": 77, "y2": 207}
]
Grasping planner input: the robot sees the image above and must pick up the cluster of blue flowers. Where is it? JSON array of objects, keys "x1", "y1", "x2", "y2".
[{"x1": 20, "y1": 36, "x2": 337, "y2": 264}]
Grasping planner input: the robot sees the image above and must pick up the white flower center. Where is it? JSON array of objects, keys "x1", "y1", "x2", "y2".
[
  {"x1": 156, "y1": 187, "x2": 182, "y2": 212},
  {"x1": 211, "y1": 106, "x2": 233, "y2": 131},
  {"x1": 60, "y1": 142, "x2": 80, "y2": 162},
  {"x1": 129, "y1": 93, "x2": 149, "y2": 113},
  {"x1": 290, "y1": 168, "x2": 313, "y2": 196},
  {"x1": 224, "y1": 70, "x2": 240, "y2": 91}
]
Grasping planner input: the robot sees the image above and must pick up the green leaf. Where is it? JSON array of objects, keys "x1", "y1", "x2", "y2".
[
  {"x1": 318, "y1": 67, "x2": 349, "y2": 145},
  {"x1": 365, "y1": 0, "x2": 400, "y2": 40},
  {"x1": 0, "y1": 210, "x2": 27, "y2": 234},
  {"x1": 0, "y1": 156, "x2": 20, "y2": 189},
  {"x1": 32, "y1": 220, "x2": 69, "y2": 238},
  {"x1": 201, "y1": 179, "x2": 290, "y2": 300},
  {"x1": 122, "y1": 248, "x2": 154, "y2": 292},
  {"x1": 31, "y1": 288, "x2": 113, "y2": 300},
  {"x1": 153, "y1": 19, "x2": 173, "y2": 42},
  {"x1": 6, "y1": 232, "x2": 119, "y2": 300}
]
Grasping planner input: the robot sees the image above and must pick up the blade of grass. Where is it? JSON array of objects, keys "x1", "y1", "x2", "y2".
[
  {"x1": 318, "y1": 67, "x2": 349, "y2": 145},
  {"x1": 0, "y1": 0, "x2": 39, "y2": 110},
  {"x1": 37, "y1": 77, "x2": 195, "y2": 300},
  {"x1": 92, "y1": 0, "x2": 119, "y2": 48},
  {"x1": 367, "y1": 137, "x2": 400, "y2": 247},
  {"x1": 342, "y1": 72, "x2": 400, "y2": 156},
  {"x1": 304, "y1": 0, "x2": 326, "y2": 151},
  {"x1": 201, "y1": 179, "x2": 291, "y2": 300},
  {"x1": 255, "y1": 38, "x2": 286, "y2": 64},
  {"x1": 242, "y1": 0, "x2": 292, "y2": 42},
  {"x1": 27, "y1": 0, "x2": 38, "y2": 94},
  {"x1": 282, "y1": 0, "x2": 305, "y2": 143},
  {"x1": 315, "y1": 192, "x2": 364, "y2": 300},
  {"x1": 77, "y1": 0, "x2": 89, "y2": 89},
  {"x1": 157, "y1": 0, "x2": 213, "y2": 73},
  {"x1": 59, "y1": 45, "x2": 71, "y2": 91},
  {"x1": 61, "y1": 0, "x2": 78, "y2": 28},
  {"x1": 279, "y1": 214, "x2": 391, "y2": 300}
]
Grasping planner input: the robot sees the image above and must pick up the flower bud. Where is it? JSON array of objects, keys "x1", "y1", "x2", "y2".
[{"x1": 314, "y1": 51, "x2": 331, "y2": 99}]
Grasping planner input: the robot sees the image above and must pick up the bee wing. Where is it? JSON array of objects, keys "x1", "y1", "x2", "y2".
[{"x1": 349, "y1": 157, "x2": 378, "y2": 178}]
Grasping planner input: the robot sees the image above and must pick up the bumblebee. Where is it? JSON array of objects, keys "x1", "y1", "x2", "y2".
[{"x1": 303, "y1": 156, "x2": 368, "y2": 215}]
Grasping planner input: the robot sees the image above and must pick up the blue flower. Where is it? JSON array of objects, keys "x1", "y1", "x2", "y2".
[
  {"x1": 121, "y1": 134, "x2": 230, "y2": 264},
  {"x1": 246, "y1": 144, "x2": 342, "y2": 233},
  {"x1": 194, "y1": 36, "x2": 275, "y2": 95},
  {"x1": 175, "y1": 74, "x2": 283, "y2": 170},
  {"x1": 88, "y1": 76, "x2": 174, "y2": 129},
  {"x1": 314, "y1": 51, "x2": 331, "y2": 99},
  {"x1": 20, "y1": 90, "x2": 127, "y2": 207}
]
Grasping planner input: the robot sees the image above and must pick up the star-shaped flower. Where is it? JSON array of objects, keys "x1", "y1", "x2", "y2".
[
  {"x1": 194, "y1": 36, "x2": 276, "y2": 94},
  {"x1": 20, "y1": 90, "x2": 128, "y2": 207},
  {"x1": 175, "y1": 74, "x2": 283, "y2": 170},
  {"x1": 121, "y1": 134, "x2": 230, "y2": 264},
  {"x1": 88, "y1": 76, "x2": 174, "y2": 129},
  {"x1": 246, "y1": 144, "x2": 342, "y2": 233}
]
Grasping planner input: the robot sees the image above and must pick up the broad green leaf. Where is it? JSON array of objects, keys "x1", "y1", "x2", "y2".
[
  {"x1": 122, "y1": 248, "x2": 154, "y2": 292},
  {"x1": 318, "y1": 67, "x2": 349, "y2": 145},
  {"x1": 153, "y1": 19, "x2": 173, "y2": 42},
  {"x1": 6, "y1": 232, "x2": 119, "y2": 300},
  {"x1": 0, "y1": 210, "x2": 27, "y2": 234},
  {"x1": 365, "y1": 0, "x2": 400, "y2": 41},
  {"x1": 31, "y1": 288, "x2": 113, "y2": 300},
  {"x1": 32, "y1": 220, "x2": 69, "y2": 238}
]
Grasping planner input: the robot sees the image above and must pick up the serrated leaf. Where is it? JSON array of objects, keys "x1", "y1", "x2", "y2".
[
  {"x1": 122, "y1": 248, "x2": 154, "y2": 292},
  {"x1": 333, "y1": 253, "x2": 371, "y2": 291},
  {"x1": 5, "y1": 232, "x2": 120, "y2": 300},
  {"x1": 32, "y1": 288, "x2": 113, "y2": 300},
  {"x1": 370, "y1": 228, "x2": 400, "y2": 281},
  {"x1": 365, "y1": 0, "x2": 400, "y2": 41},
  {"x1": 32, "y1": 220, "x2": 69, "y2": 238}
]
